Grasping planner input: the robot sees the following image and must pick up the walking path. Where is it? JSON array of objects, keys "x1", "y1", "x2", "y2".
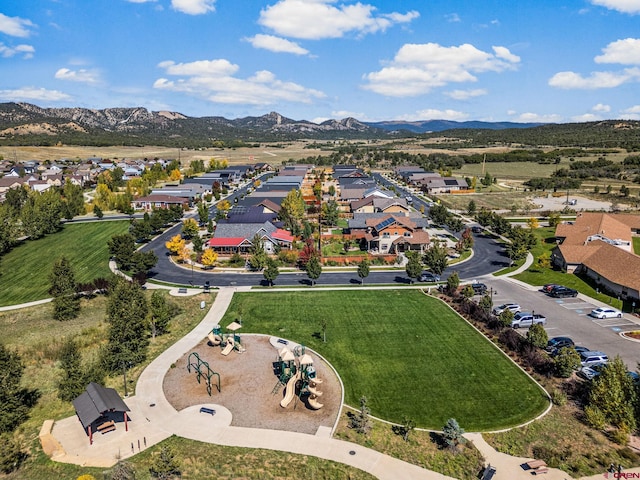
[{"x1": 38, "y1": 281, "x2": 640, "y2": 479}]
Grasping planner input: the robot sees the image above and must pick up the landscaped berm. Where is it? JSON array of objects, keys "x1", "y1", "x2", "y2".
[
  {"x1": 217, "y1": 290, "x2": 549, "y2": 432},
  {"x1": 163, "y1": 335, "x2": 342, "y2": 435}
]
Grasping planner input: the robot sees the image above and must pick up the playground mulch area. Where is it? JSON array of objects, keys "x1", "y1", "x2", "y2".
[{"x1": 163, "y1": 335, "x2": 341, "y2": 435}]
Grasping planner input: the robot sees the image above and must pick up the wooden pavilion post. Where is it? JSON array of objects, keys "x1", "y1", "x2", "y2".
[
  {"x1": 124, "y1": 412, "x2": 128, "y2": 431},
  {"x1": 88, "y1": 425, "x2": 93, "y2": 445}
]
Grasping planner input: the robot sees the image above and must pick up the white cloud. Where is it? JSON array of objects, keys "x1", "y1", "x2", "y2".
[
  {"x1": 258, "y1": 0, "x2": 418, "y2": 40},
  {"x1": 592, "y1": 103, "x2": 611, "y2": 112},
  {"x1": 572, "y1": 113, "x2": 602, "y2": 122},
  {"x1": 445, "y1": 88, "x2": 487, "y2": 100},
  {"x1": 362, "y1": 43, "x2": 520, "y2": 97},
  {"x1": 0, "y1": 43, "x2": 34, "y2": 59},
  {"x1": 171, "y1": 0, "x2": 215, "y2": 15},
  {"x1": 125, "y1": 0, "x2": 157, "y2": 3},
  {"x1": 620, "y1": 105, "x2": 640, "y2": 119},
  {"x1": 245, "y1": 34, "x2": 309, "y2": 55},
  {"x1": 595, "y1": 38, "x2": 640, "y2": 64},
  {"x1": 445, "y1": 13, "x2": 461, "y2": 22},
  {"x1": 513, "y1": 112, "x2": 562, "y2": 123},
  {"x1": 548, "y1": 68, "x2": 640, "y2": 89},
  {"x1": 0, "y1": 13, "x2": 35, "y2": 38},
  {"x1": 590, "y1": 0, "x2": 640, "y2": 14},
  {"x1": 408, "y1": 109, "x2": 469, "y2": 121},
  {"x1": 623, "y1": 105, "x2": 640, "y2": 113},
  {"x1": 54, "y1": 68, "x2": 100, "y2": 84},
  {"x1": 154, "y1": 58, "x2": 326, "y2": 106},
  {"x1": 0, "y1": 87, "x2": 71, "y2": 102}
]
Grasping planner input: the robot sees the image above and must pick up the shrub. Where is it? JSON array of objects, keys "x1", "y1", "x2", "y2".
[
  {"x1": 550, "y1": 389, "x2": 567, "y2": 406},
  {"x1": 584, "y1": 404, "x2": 606, "y2": 430}
]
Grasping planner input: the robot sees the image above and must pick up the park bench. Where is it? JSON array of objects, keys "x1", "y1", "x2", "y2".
[
  {"x1": 178, "y1": 287, "x2": 187, "y2": 294},
  {"x1": 481, "y1": 464, "x2": 496, "y2": 480},
  {"x1": 97, "y1": 420, "x2": 115, "y2": 434},
  {"x1": 199, "y1": 407, "x2": 216, "y2": 416},
  {"x1": 533, "y1": 467, "x2": 549, "y2": 475}
]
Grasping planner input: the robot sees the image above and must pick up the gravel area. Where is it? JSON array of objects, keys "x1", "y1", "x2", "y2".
[{"x1": 163, "y1": 335, "x2": 341, "y2": 435}]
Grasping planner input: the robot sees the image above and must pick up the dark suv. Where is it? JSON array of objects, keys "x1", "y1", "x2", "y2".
[
  {"x1": 419, "y1": 272, "x2": 440, "y2": 283},
  {"x1": 546, "y1": 336, "x2": 574, "y2": 355},
  {"x1": 549, "y1": 285, "x2": 578, "y2": 298},
  {"x1": 466, "y1": 283, "x2": 487, "y2": 295}
]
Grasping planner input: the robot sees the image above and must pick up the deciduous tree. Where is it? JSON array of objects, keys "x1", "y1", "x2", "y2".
[
  {"x1": 181, "y1": 218, "x2": 199, "y2": 239},
  {"x1": 423, "y1": 241, "x2": 448, "y2": 276},
  {"x1": 405, "y1": 251, "x2": 422, "y2": 284},
  {"x1": 263, "y1": 258, "x2": 279, "y2": 287},
  {"x1": 357, "y1": 258, "x2": 370, "y2": 285},
  {"x1": 306, "y1": 256, "x2": 322, "y2": 286},
  {"x1": 526, "y1": 323, "x2": 548, "y2": 349},
  {"x1": 165, "y1": 234, "x2": 186, "y2": 255},
  {"x1": 200, "y1": 249, "x2": 218, "y2": 268}
]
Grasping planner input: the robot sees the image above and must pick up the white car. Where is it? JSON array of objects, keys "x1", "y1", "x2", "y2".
[
  {"x1": 590, "y1": 307, "x2": 622, "y2": 319},
  {"x1": 492, "y1": 303, "x2": 521, "y2": 315}
]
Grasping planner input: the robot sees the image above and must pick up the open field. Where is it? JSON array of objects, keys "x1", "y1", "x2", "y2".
[
  {"x1": 0, "y1": 142, "x2": 333, "y2": 167},
  {"x1": 0, "y1": 220, "x2": 129, "y2": 306},
  {"x1": 221, "y1": 290, "x2": 549, "y2": 431}
]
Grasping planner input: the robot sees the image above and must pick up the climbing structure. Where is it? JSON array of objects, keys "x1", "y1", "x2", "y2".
[{"x1": 187, "y1": 352, "x2": 221, "y2": 396}]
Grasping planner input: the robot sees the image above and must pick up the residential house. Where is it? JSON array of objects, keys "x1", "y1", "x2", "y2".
[
  {"x1": 207, "y1": 221, "x2": 293, "y2": 255},
  {"x1": 131, "y1": 194, "x2": 189, "y2": 212},
  {"x1": 348, "y1": 213, "x2": 430, "y2": 254},
  {"x1": 552, "y1": 212, "x2": 640, "y2": 301},
  {"x1": 350, "y1": 197, "x2": 410, "y2": 214}
]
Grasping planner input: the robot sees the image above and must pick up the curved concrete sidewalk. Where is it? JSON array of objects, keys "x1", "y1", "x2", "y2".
[{"x1": 130, "y1": 286, "x2": 456, "y2": 480}]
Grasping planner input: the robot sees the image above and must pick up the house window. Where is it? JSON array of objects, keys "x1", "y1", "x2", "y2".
[
  {"x1": 382, "y1": 233, "x2": 390, "y2": 238},
  {"x1": 381, "y1": 244, "x2": 388, "y2": 250},
  {"x1": 404, "y1": 232, "x2": 411, "y2": 237}
]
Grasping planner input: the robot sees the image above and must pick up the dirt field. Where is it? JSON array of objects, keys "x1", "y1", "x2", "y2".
[{"x1": 163, "y1": 335, "x2": 341, "y2": 435}]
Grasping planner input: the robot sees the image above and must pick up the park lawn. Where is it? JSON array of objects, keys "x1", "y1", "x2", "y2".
[
  {"x1": 0, "y1": 220, "x2": 129, "y2": 306},
  {"x1": 222, "y1": 290, "x2": 548, "y2": 431}
]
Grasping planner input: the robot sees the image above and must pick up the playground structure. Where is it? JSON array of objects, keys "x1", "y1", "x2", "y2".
[
  {"x1": 205, "y1": 323, "x2": 246, "y2": 355},
  {"x1": 187, "y1": 352, "x2": 221, "y2": 396},
  {"x1": 275, "y1": 344, "x2": 324, "y2": 410}
]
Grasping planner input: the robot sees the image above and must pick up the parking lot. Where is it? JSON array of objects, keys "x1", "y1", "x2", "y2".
[{"x1": 476, "y1": 277, "x2": 640, "y2": 370}]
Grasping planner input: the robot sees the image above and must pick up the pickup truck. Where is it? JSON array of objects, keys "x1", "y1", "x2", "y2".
[{"x1": 511, "y1": 312, "x2": 547, "y2": 328}]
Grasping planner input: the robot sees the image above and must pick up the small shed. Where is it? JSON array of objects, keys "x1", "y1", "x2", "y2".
[{"x1": 72, "y1": 382, "x2": 131, "y2": 445}]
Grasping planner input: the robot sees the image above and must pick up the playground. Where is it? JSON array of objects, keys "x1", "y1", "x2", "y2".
[{"x1": 163, "y1": 335, "x2": 342, "y2": 435}]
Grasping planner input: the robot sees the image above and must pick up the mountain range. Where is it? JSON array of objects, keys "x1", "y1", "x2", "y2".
[{"x1": 0, "y1": 102, "x2": 543, "y2": 146}]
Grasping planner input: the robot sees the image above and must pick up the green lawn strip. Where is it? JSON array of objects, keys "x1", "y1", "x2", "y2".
[
  {"x1": 484, "y1": 403, "x2": 640, "y2": 477},
  {"x1": 0, "y1": 221, "x2": 129, "y2": 306},
  {"x1": 633, "y1": 236, "x2": 640, "y2": 255},
  {"x1": 222, "y1": 290, "x2": 548, "y2": 431},
  {"x1": 335, "y1": 413, "x2": 484, "y2": 480}
]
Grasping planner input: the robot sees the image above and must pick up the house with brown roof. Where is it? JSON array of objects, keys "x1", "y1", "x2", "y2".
[
  {"x1": 131, "y1": 194, "x2": 189, "y2": 212},
  {"x1": 552, "y1": 212, "x2": 640, "y2": 300}
]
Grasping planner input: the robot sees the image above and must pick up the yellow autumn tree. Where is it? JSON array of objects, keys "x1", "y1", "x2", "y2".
[
  {"x1": 177, "y1": 245, "x2": 191, "y2": 264},
  {"x1": 527, "y1": 217, "x2": 540, "y2": 230},
  {"x1": 168, "y1": 168, "x2": 183, "y2": 181},
  {"x1": 201, "y1": 248, "x2": 218, "y2": 268},
  {"x1": 217, "y1": 199, "x2": 231, "y2": 211},
  {"x1": 165, "y1": 234, "x2": 185, "y2": 255}
]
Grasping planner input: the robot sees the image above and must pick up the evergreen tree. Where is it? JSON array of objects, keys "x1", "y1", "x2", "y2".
[
  {"x1": 149, "y1": 445, "x2": 181, "y2": 480},
  {"x1": 110, "y1": 461, "x2": 137, "y2": 480},
  {"x1": 554, "y1": 347, "x2": 580, "y2": 378},
  {"x1": 49, "y1": 256, "x2": 80, "y2": 321},
  {"x1": 148, "y1": 291, "x2": 171, "y2": 339},
  {"x1": 0, "y1": 344, "x2": 32, "y2": 433},
  {"x1": 442, "y1": 418, "x2": 466, "y2": 451},
  {"x1": 108, "y1": 233, "x2": 137, "y2": 270},
  {"x1": 526, "y1": 323, "x2": 548, "y2": 349},
  {"x1": 57, "y1": 338, "x2": 86, "y2": 402},
  {"x1": 93, "y1": 205, "x2": 104, "y2": 219},
  {"x1": 102, "y1": 279, "x2": 149, "y2": 373},
  {"x1": 197, "y1": 202, "x2": 209, "y2": 225},
  {"x1": 446, "y1": 271, "x2": 460, "y2": 295},
  {"x1": 349, "y1": 396, "x2": 372, "y2": 435}
]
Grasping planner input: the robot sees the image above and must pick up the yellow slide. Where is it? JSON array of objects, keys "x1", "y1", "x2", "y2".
[
  {"x1": 308, "y1": 395, "x2": 324, "y2": 410},
  {"x1": 221, "y1": 337, "x2": 234, "y2": 356},
  {"x1": 207, "y1": 332, "x2": 222, "y2": 346},
  {"x1": 280, "y1": 371, "x2": 301, "y2": 408}
]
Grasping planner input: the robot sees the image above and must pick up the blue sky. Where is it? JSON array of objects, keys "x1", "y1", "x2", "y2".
[{"x1": 1, "y1": 0, "x2": 639, "y2": 123}]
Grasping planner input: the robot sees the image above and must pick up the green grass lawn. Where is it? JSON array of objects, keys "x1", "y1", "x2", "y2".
[
  {"x1": 222, "y1": 290, "x2": 548, "y2": 431},
  {"x1": 0, "y1": 220, "x2": 129, "y2": 306},
  {"x1": 634, "y1": 236, "x2": 640, "y2": 255}
]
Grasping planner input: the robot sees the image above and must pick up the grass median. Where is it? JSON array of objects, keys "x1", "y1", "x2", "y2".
[{"x1": 221, "y1": 289, "x2": 549, "y2": 431}]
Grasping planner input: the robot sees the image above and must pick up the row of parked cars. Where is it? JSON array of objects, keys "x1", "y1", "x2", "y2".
[
  {"x1": 541, "y1": 283, "x2": 578, "y2": 298},
  {"x1": 545, "y1": 336, "x2": 613, "y2": 379}
]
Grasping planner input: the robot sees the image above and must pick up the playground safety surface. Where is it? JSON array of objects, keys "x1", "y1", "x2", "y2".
[{"x1": 163, "y1": 335, "x2": 341, "y2": 435}]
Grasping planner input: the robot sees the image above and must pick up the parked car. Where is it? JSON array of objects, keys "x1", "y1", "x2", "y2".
[
  {"x1": 465, "y1": 283, "x2": 487, "y2": 295},
  {"x1": 545, "y1": 336, "x2": 574, "y2": 354},
  {"x1": 578, "y1": 362, "x2": 608, "y2": 380},
  {"x1": 493, "y1": 303, "x2": 521, "y2": 315},
  {"x1": 511, "y1": 312, "x2": 547, "y2": 328},
  {"x1": 541, "y1": 284, "x2": 560, "y2": 294},
  {"x1": 419, "y1": 272, "x2": 440, "y2": 283},
  {"x1": 590, "y1": 307, "x2": 622, "y2": 319},
  {"x1": 471, "y1": 226, "x2": 483, "y2": 234},
  {"x1": 579, "y1": 350, "x2": 609, "y2": 367},
  {"x1": 549, "y1": 286, "x2": 578, "y2": 298}
]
